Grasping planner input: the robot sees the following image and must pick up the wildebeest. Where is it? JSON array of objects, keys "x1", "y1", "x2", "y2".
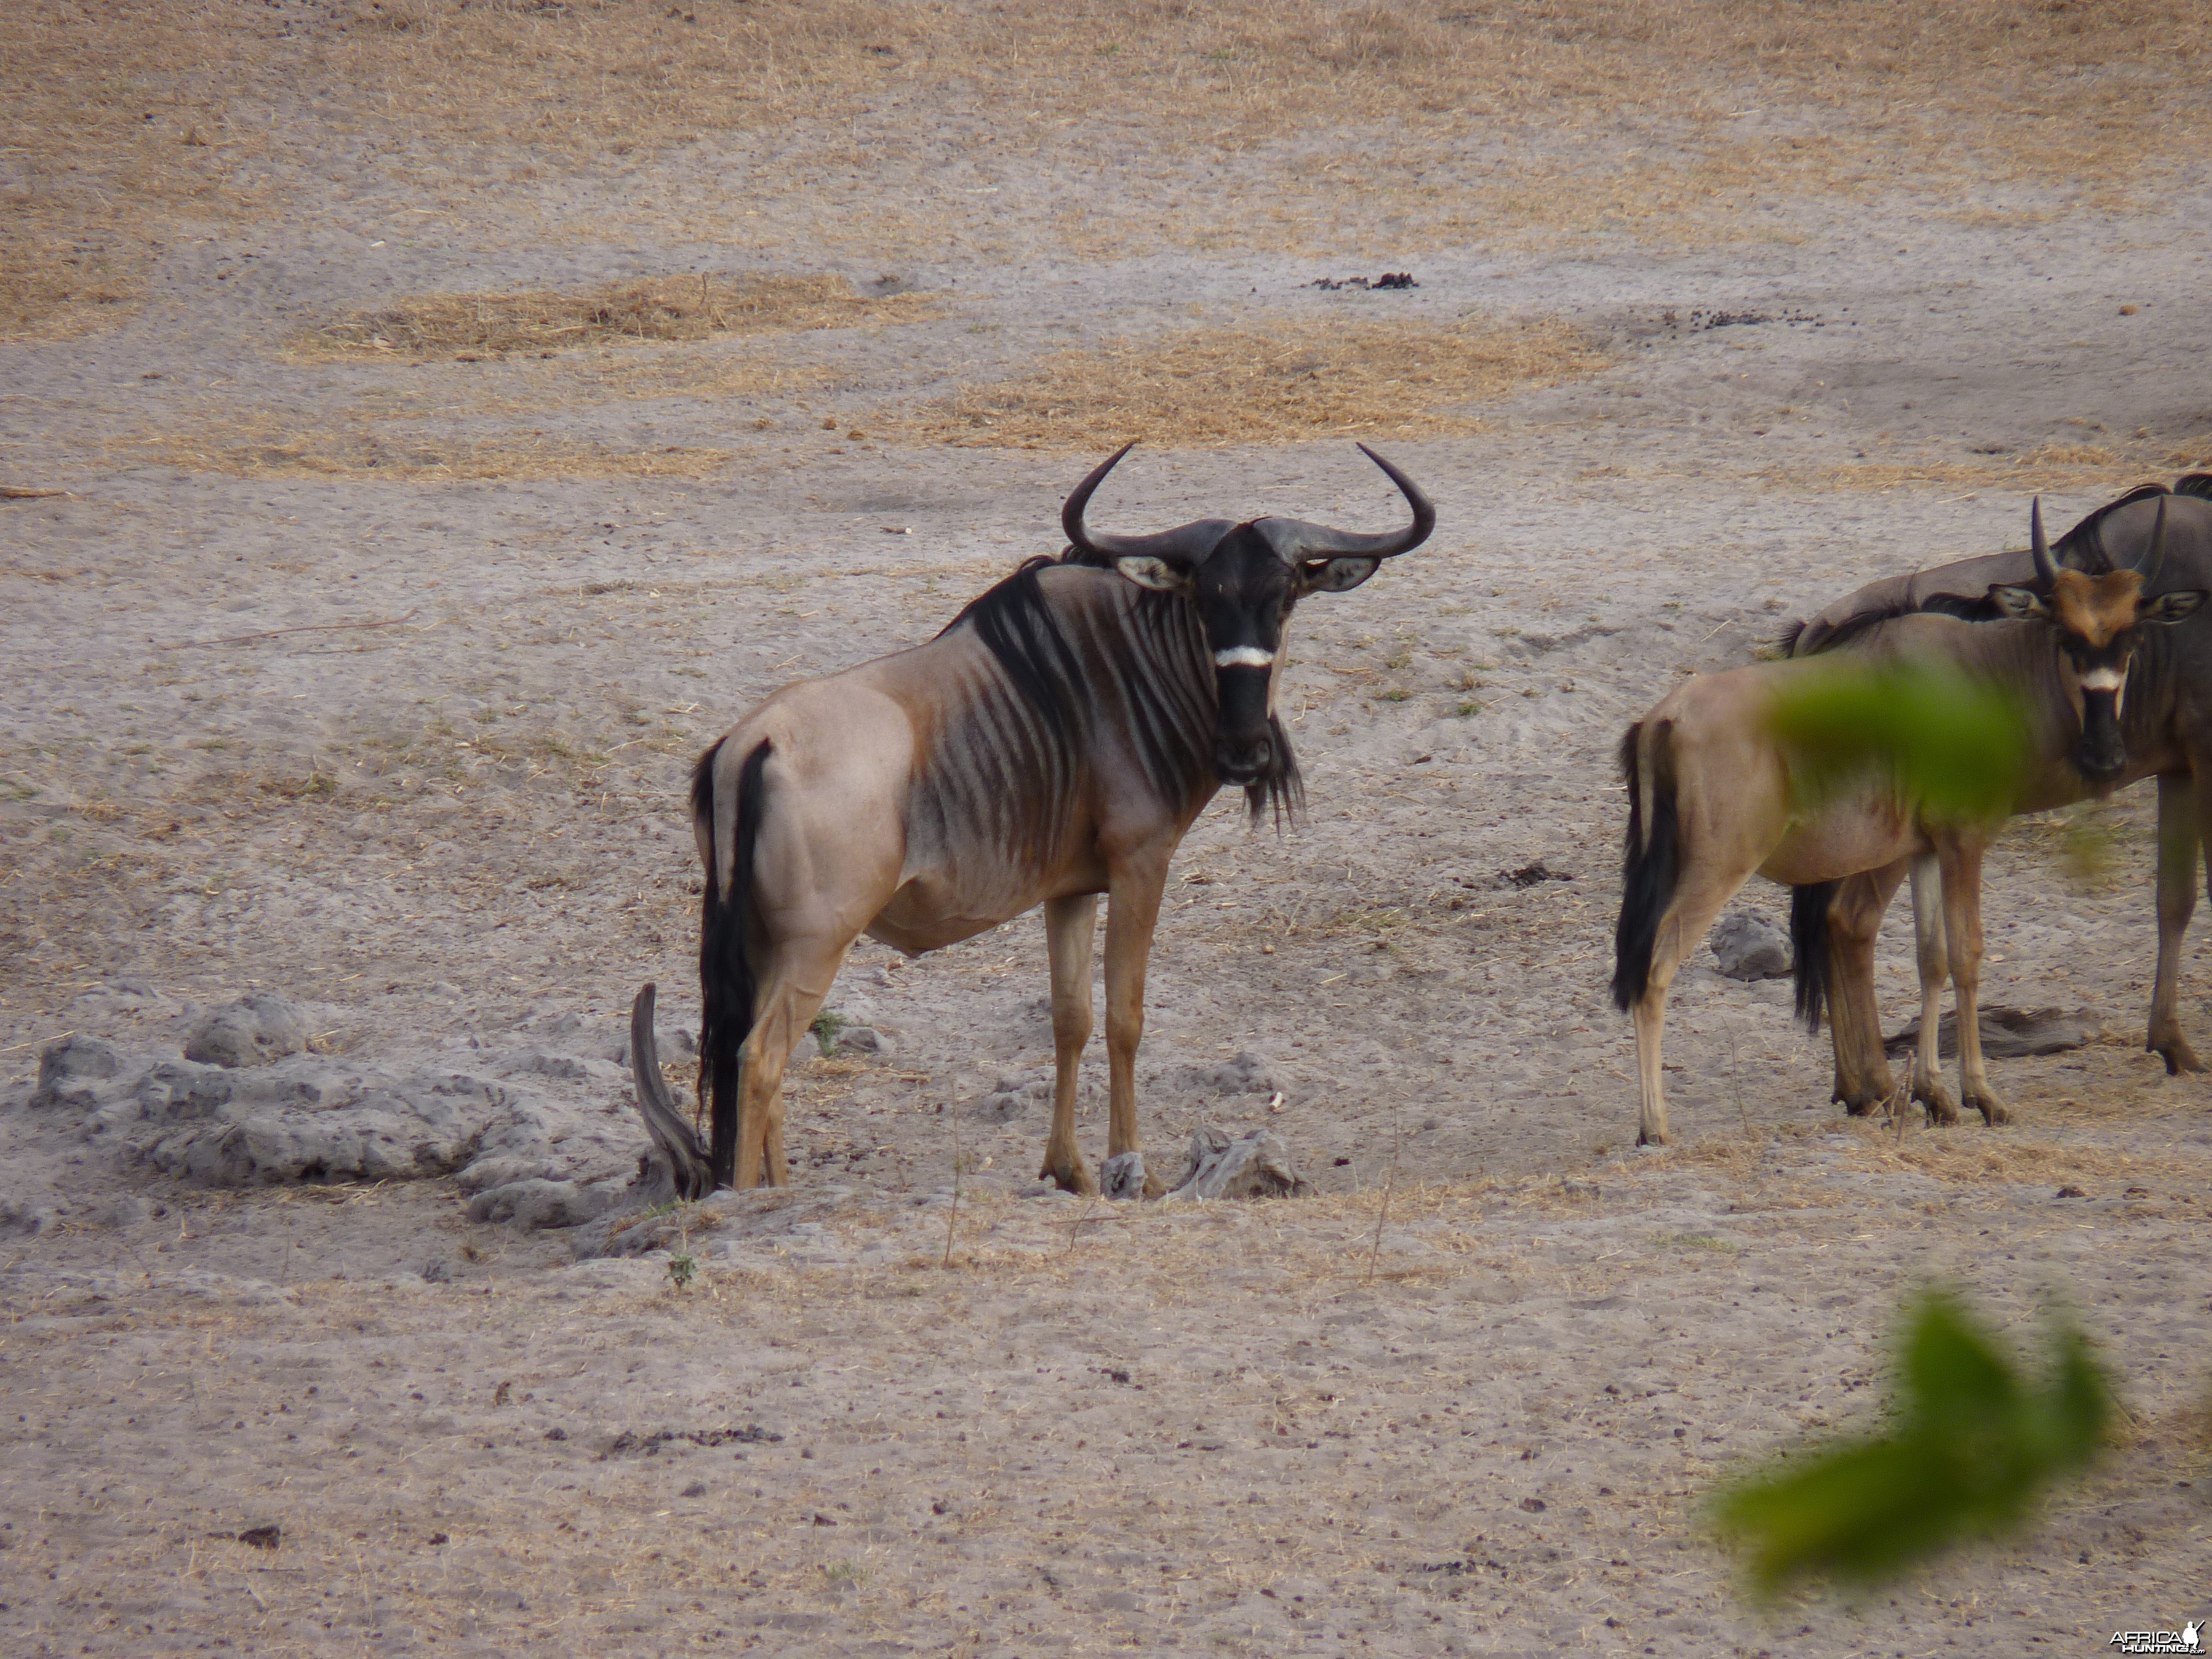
[
  {"x1": 1792, "y1": 479, "x2": 2212, "y2": 1118},
  {"x1": 1611, "y1": 496, "x2": 2206, "y2": 1145},
  {"x1": 629, "y1": 444, "x2": 1434, "y2": 1196}
]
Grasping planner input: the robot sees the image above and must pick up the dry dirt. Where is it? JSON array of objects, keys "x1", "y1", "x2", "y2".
[{"x1": 5, "y1": 3, "x2": 2212, "y2": 1655}]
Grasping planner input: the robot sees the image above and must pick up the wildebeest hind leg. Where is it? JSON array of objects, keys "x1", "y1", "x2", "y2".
[
  {"x1": 735, "y1": 937, "x2": 854, "y2": 1188},
  {"x1": 1631, "y1": 869, "x2": 1749, "y2": 1146},
  {"x1": 1825, "y1": 864, "x2": 1905, "y2": 1114},
  {"x1": 2147, "y1": 771, "x2": 2204, "y2": 1073},
  {"x1": 1040, "y1": 894, "x2": 1099, "y2": 1195}
]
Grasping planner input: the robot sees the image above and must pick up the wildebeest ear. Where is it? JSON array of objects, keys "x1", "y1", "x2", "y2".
[
  {"x1": 2142, "y1": 589, "x2": 2208, "y2": 624},
  {"x1": 1987, "y1": 585, "x2": 2051, "y2": 621},
  {"x1": 1113, "y1": 555, "x2": 1192, "y2": 592},
  {"x1": 1296, "y1": 557, "x2": 1380, "y2": 594}
]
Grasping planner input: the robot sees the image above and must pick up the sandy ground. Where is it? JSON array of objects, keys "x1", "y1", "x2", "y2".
[{"x1": 5, "y1": 3, "x2": 2212, "y2": 1653}]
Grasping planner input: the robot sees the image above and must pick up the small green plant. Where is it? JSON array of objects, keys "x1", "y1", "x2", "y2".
[
  {"x1": 667, "y1": 1249, "x2": 696, "y2": 1291},
  {"x1": 810, "y1": 1009, "x2": 847, "y2": 1055},
  {"x1": 1712, "y1": 1291, "x2": 2112, "y2": 1595},
  {"x1": 1456, "y1": 699, "x2": 1484, "y2": 718},
  {"x1": 1378, "y1": 687, "x2": 1411, "y2": 703}
]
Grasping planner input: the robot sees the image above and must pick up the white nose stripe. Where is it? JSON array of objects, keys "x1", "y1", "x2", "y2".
[
  {"x1": 1214, "y1": 646, "x2": 1275, "y2": 669},
  {"x1": 2079, "y1": 668, "x2": 2125, "y2": 691}
]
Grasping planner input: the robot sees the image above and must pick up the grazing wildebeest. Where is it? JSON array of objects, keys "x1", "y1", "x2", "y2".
[
  {"x1": 1792, "y1": 479, "x2": 2212, "y2": 1119},
  {"x1": 629, "y1": 444, "x2": 1434, "y2": 1197},
  {"x1": 1611, "y1": 497, "x2": 2205, "y2": 1145}
]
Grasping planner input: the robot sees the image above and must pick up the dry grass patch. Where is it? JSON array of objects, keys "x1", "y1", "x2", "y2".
[
  {"x1": 297, "y1": 274, "x2": 938, "y2": 363},
  {"x1": 890, "y1": 316, "x2": 1608, "y2": 450},
  {"x1": 1757, "y1": 440, "x2": 2210, "y2": 496},
  {"x1": 1854, "y1": 1135, "x2": 2195, "y2": 1190},
  {"x1": 124, "y1": 416, "x2": 727, "y2": 483}
]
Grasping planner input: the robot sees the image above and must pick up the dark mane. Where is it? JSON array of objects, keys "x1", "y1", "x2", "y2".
[
  {"x1": 937, "y1": 555, "x2": 1088, "y2": 738},
  {"x1": 937, "y1": 552, "x2": 1302, "y2": 826},
  {"x1": 2056, "y1": 481, "x2": 2172, "y2": 573}
]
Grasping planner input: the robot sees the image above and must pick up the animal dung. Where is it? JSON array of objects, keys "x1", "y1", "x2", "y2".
[
  {"x1": 183, "y1": 993, "x2": 310, "y2": 1068},
  {"x1": 1308, "y1": 272, "x2": 1418, "y2": 291}
]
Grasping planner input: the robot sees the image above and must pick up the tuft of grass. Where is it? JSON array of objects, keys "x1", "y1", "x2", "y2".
[
  {"x1": 810, "y1": 1009, "x2": 848, "y2": 1057},
  {"x1": 885, "y1": 317, "x2": 1608, "y2": 450}
]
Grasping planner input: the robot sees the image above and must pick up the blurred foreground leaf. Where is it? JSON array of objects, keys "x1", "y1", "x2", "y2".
[
  {"x1": 1712, "y1": 1292, "x2": 2112, "y2": 1594},
  {"x1": 1767, "y1": 660, "x2": 2033, "y2": 820}
]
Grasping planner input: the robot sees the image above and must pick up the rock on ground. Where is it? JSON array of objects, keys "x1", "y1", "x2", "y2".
[
  {"x1": 1709, "y1": 912, "x2": 1792, "y2": 980},
  {"x1": 183, "y1": 994, "x2": 311, "y2": 1068}
]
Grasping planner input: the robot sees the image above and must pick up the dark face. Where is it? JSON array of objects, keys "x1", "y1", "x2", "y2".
[
  {"x1": 1112, "y1": 524, "x2": 1380, "y2": 787},
  {"x1": 1990, "y1": 568, "x2": 2208, "y2": 782}
]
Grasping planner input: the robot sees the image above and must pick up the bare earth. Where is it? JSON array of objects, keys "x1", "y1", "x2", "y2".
[{"x1": 3, "y1": 3, "x2": 2211, "y2": 1655}]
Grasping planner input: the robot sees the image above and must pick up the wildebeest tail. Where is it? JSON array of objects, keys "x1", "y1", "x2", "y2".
[
  {"x1": 695, "y1": 737, "x2": 770, "y2": 1191},
  {"x1": 1790, "y1": 880, "x2": 1838, "y2": 1035},
  {"x1": 1611, "y1": 721, "x2": 1680, "y2": 1013}
]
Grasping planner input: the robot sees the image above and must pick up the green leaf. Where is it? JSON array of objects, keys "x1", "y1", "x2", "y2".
[{"x1": 1711, "y1": 1291, "x2": 2114, "y2": 1595}]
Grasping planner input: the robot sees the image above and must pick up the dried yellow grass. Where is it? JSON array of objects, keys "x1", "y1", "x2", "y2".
[
  {"x1": 1760, "y1": 439, "x2": 2210, "y2": 495},
  {"x1": 124, "y1": 416, "x2": 727, "y2": 483},
  {"x1": 889, "y1": 316, "x2": 1609, "y2": 450},
  {"x1": 296, "y1": 273, "x2": 937, "y2": 363},
  {"x1": 9, "y1": 1, "x2": 2210, "y2": 338}
]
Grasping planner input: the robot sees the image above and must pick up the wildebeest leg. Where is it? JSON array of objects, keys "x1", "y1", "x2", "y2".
[
  {"x1": 1102, "y1": 860, "x2": 1170, "y2": 1198},
  {"x1": 1631, "y1": 870, "x2": 1752, "y2": 1147},
  {"x1": 1936, "y1": 838, "x2": 2008, "y2": 1126},
  {"x1": 1825, "y1": 863, "x2": 1906, "y2": 1114},
  {"x1": 734, "y1": 937, "x2": 852, "y2": 1188},
  {"x1": 1040, "y1": 893, "x2": 1099, "y2": 1196},
  {"x1": 2147, "y1": 771, "x2": 2204, "y2": 1073},
  {"x1": 1907, "y1": 854, "x2": 1961, "y2": 1125}
]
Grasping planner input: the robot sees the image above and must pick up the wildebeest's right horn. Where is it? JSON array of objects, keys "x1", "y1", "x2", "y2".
[
  {"x1": 2031, "y1": 496, "x2": 2059, "y2": 587},
  {"x1": 2130, "y1": 497, "x2": 2169, "y2": 586},
  {"x1": 629, "y1": 982, "x2": 713, "y2": 1200},
  {"x1": 1250, "y1": 444, "x2": 1437, "y2": 563},
  {"x1": 1062, "y1": 442, "x2": 1238, "y2": 565}
]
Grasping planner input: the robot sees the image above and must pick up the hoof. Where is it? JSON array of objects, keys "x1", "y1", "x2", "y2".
[
  {"x1": 1966, "y1": 1091, "x2": 2011, "y2": 1128},
  {"x1": 1100, "y1": 1151, "x2": 1147, "y2": 1201},
  {"x1": 1635, "y1": 1127, "x2": 1667, "y2": 1148},
  {"x1": 1837, "y1": 1093, "x2": 1884, "y2": 1118},
  {"x1": 1040, "y1": 1157, "x2": 1095, "y2": 1197},
  {"x1": 2152, "y1": 1035, "x2": 2204, "y2": 1076},
  {"x1": 1913, "y1": 1082, "x2": 1961, "y2": 1128}
]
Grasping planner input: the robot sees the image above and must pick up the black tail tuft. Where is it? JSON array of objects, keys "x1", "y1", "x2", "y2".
[
  {"x1": 696, "y1": 738, "x2": 770, "y2": 1192},
  {"x1": 1791, "y1": 880, "x2": 1838, "y2": 1035},
  {"x1": 1611, "y1": 722, "x2": 1680, "y2": 1013}
]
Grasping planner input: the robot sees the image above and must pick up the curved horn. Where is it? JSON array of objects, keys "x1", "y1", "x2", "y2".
[
  {"x1": 2130, "y1": 496, "x2": 2169, "y2": 586},
  {"x1": 629, "y1": 982, "x2": 712, "y2": 1200},
  {"x1": 1061, "y1": 442, "x2": 1237, "y2": 565},
  {"x1": 1250, "y1": 444, "x2": 1437, "y2": 564},
  {"x1": 2030, "y1": 496, "x2": 2059, "y2": 587}
]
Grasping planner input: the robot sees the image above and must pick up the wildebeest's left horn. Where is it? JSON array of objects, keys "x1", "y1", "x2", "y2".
[
  {"x1": 1251, "y1": 444, "x2": 1436, "y2": 563},
  {"x1": 629, "y1": 982, "x2": 713, "y2": 1200},
  {"x1": 2130, "y1": 497, "x2": 2169, "y2": 586},
  {"x1": 1062, "y1": 441, "x2": 1238, "y2": 564},
  {"x1": 2031, "y1": 496, "x2": 2059, "y2": 587}
]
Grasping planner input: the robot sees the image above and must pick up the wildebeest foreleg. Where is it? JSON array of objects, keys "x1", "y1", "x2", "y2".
[
  {"x1": 1935, "y1": 838, "x2": 2008, "y2": 1126},
  {"x1": 1041, "y1": 893, "x2": 1099, "y2": 1196},
  {"x1": 1824, "y1": 863, "x2": 1906, "y2": 1114},
  {"x1": 1103, "y1": 862, "x2": 1170, "y2": 1198},
  {"x1": 2148, "y1": 771, "x2": 2204, "y2": 1074},
  {"x1": 1907, "y1": 854, "x2": 1961, "y2": 1126}
]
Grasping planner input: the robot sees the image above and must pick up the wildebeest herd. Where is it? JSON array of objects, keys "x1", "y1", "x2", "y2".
[{"x1": 630, "y1": 450, "x2": 2212, "y2": 1193}]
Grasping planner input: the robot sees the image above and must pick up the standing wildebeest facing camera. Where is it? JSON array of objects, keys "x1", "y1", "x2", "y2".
[
  {"x1": 1610, "y1": 498, "x2": 2205, "y2": 1146},
  {"x1": 629, "y1": 444, "x2": 1434, "y2": 1197}
]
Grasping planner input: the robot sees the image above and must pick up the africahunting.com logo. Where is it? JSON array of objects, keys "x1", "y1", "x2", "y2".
[{"x1": 2110, "y1": 1621, "x2": 2201, "y2": 1656}]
